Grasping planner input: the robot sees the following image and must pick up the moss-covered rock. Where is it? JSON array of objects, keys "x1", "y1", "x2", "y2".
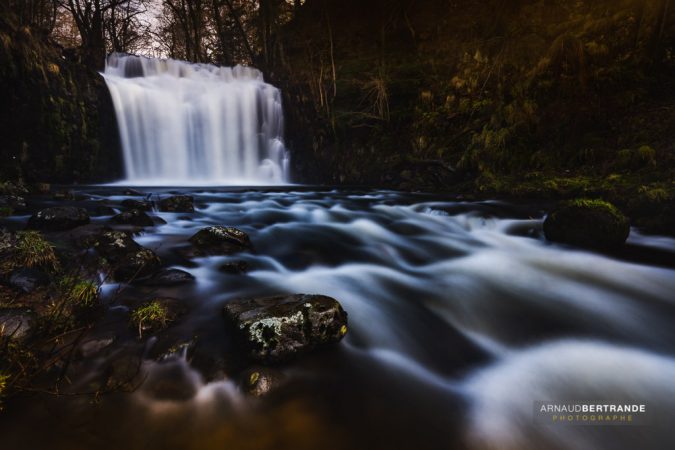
[
  {"x1": 544, "y1": 199, "x2": 630, "y2": 249},
  {"x1": 94, "y1": 230, "x2": 161, "y2": 281},
  {"x1": 223, "y1": 294, "x2": 348, "y2": 364},
  {"x1": 27, "y1": 206, "x2": 90, "y2": 231},
  {"x1": 189, "y1": 226, "x2": 251, "y2": 255},
  {"x1": 158, "y1": 195, "x2": 194, "y2": 213},
  {"x1": 110, "y1": 209, "x2": 155, "y2": 227}
]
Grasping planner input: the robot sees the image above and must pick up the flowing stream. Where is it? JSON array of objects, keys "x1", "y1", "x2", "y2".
[{"x1": 2, "y1": 187, "x2": 674, "y2": 450}]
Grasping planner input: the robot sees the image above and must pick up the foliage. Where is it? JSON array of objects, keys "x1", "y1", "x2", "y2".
[
  {"x1": 15, "y1": 231, "x2": 59, "y2": 271},
  {"x1": 130, "y1": 301, "x2": 170, "y2": 337},
  {"x1": 0, "y1": 371, "x2": 7, "y2": 408},
  {"x1": 58, "y1": 276, "x2": 100, "y2": 308}
]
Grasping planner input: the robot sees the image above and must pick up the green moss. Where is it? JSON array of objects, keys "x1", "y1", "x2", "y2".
[
  {"x1": 562, "y1": 198, "x2": 626, "y2": 222},
  {"x1": 130, "y1": 301, "x2": 170, "y2": 337},
  {"x1": 0, "y1": 206, "x2": 12, "y2": 217},
  {"x1": 637, "y1": 145, "x2": 656, "y2": 164}
]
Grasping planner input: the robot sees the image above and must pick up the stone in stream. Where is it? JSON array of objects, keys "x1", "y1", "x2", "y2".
[
  {"x1": 140, "y1": 268, "x2": 195, "y2": 286},
  {"x1": 158, "y1": 195, "x2": 194, "y2": 213},
  {"x1": 27, "y1": 206, "x2": 90, "y2": 231},
  {"x1": 121, "y1": 199, "x2": 152, "y2": 211},
  {"x1": 544, "y1": 199, "x2": 630, "y2": 249},
  {"x1": 0, "y1": 195, "x2": 26, "y2": 210},
  {"x1": 9, "y1": 268, "x2": 50, "y2": 293},
  {"x1": 223, "y1": 294, "x2": 348, "y2": 364},
  {"x1": 189, "y1": 226, "x2": 251, "y2": 255},
  {"x1": 111, "y1": 209, "x2": 155, "y2": 227},
  {"x1": 218, "y1": 260, "x2": 250, "y2": 274},
  {"x1": 92, "y1": 205, "x2": 116, "y2": 216},
  {"x1": 94, "y1": 230, "x2": 161, "y2": 281},
  {"x1": 0, "y1": 308, "x2": 36, "y2": 341},
  {"x1": 53, "y1": 189, "x2": 75, "y2": 201}
]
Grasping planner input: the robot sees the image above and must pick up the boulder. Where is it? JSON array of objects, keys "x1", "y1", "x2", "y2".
[
  {"x1": 219, "y1": 260, "x2": 250, "y2": 274},
  {"x1": 94, "y1": 230, "x2": 161, "y2": 281},
  {"x1": 122, "y1": 189, "x2": 144, "y2": 196},
  {"x1": 53, "y1": 189, "x2": 75, "y2": 201},
  {"x1": 189, "y1": 226, "x2": 251, "y2": 255},
  {"x1": 0, "y1": 308, "x2": 36, "y2": 341},
  {"x1": 121, "y1": 199, "x2": 152, "y2": 211},
  {"x1": 111, "y1": 209, "x2": 155, "y2": 227},
  {"x1": 92, "y1": 205, "x2": 116, "y2": 216},
  {"x1": 27, "y1": 206, "x2": 90, "y2": 231},
  {"x1": 158, "y1": 195, "x2": 194, "y2": 213},
  {"x1": 140, "y1": 268, "x2": 195, "y2": 286},
  {"x1": 9, "y1": 268, "x2": 50, "y2": 293},
  {"x1": 223, "y1": 294, "x2": 348, "y2": 364},
  {"x1": 0, "y1": 195, "x2": 26, "y2": 209},
  {"x1": 544, "y1": 199, "x2": 630, "y2": 249}
]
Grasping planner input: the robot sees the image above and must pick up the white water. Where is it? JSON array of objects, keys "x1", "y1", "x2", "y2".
[{"x1": 102, "y1": 54, "x2": 290, "y2": 185}]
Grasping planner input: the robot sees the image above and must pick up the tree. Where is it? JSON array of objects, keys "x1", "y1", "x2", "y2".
[{"x1": 58, "y1": 0, "x2": 150, "y2": 67}]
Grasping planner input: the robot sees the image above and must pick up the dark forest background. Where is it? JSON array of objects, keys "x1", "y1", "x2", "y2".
[{"x1": 0, "y1": 0, "x2": 673, "y2": 228}]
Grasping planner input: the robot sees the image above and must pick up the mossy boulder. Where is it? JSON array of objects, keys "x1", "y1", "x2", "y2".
[
  {"x1": 121, "y1": 199, "x2": 152, "y2": 211},
  {"x1": 223, "y1": 294, "x2": 348, "y2": 364},
  {"x1": 27, "y1": 206, "x2": 90, "y2": 231},
  {"x1": 94, "y1": 230, "x2": 161, "y2": 281},
  {"x1": 189, "y1": 226, "x2": 251, "y2": 255},
  {"x1": 544, "y1": 199, "x2": 630, "y2": 249},
  {"x1": 158, "y1": 195, "x2": 194, "y2": 213},
  {"x1": 110, "y1": 209, "x2": 155, "y2": 227}
]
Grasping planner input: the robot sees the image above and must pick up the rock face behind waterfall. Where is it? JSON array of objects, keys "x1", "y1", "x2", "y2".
[
  {"x1": 223, "y1": 294, "x2": 348, "y2": 364},
  {"x1": 544, "y1": 199, "x2": 630, "y2": 249}
]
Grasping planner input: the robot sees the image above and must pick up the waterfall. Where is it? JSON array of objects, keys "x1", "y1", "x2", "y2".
[{"x1": 102, "y1": 54, "x2": 290, "y2": 185}]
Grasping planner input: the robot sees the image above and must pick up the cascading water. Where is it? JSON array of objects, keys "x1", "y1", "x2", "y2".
[{"x1": 102, "y1": 53, "x2": 290, "y2": 185}]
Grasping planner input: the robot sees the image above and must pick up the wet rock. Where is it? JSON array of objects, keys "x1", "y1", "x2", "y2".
[
  {"x1": 78, "y1": 335, "x2": 115, "y2": 358},
  {"x1": 92, "y1": 205, "x2": 116, "y2": 216},
  {"x1": 9, "y1": 268, "x2": 50, "y2": 293},
  {"x1": 27, "y1": 206, "x2": 90, "y2": 231},
  {"x1": 0, "y1": 308, "x2": 36, "y2": 341},
  {"x1": 140, "y1": 268, "x2": 195, "y2": 286},
  {"x1": 0, "y1": 195, "x2": 26, "y2": 209},
  {"x1": 121, "y1": 199, "x2": 152, "y2": 211},
  {"x1": 219, "y1": 260, "x2": 250, "y2": 274},
  {"x1": 111, "y1": 209, "x2": 155, "y2": 227},
  {"x1": 122, "y1": 189, "x2": 144, "y2": 196},
  {"x1": 544, "y1": 199, "x2": 630, "y2": 249},
  {"x1": 223, "y1": 294, "x2": 348, "y2": 364},
  {"x1": 94, "y1": 230, "x2": 161, "y2": 281},
  {"x1": 158, "y1": 195, "x2": 194, "y2": 213},
  {"x1": 61, "y1": 224, "x2": 108, "y2": 249},
  {"x1": 189, "y1": 226, "x2": 251, "y2": 255},
  {"x1": 53, "y1": 189, "x2": 75, "y2": 201},
  {"x1": 241, "y1": 367, "x2": 285, "y2": 396}
]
